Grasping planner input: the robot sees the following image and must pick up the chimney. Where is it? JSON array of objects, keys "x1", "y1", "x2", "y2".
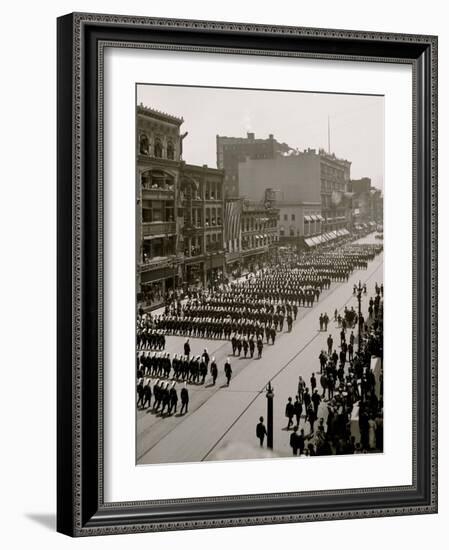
[{"x1": 247, "y1": 132, "x2": 255, "y2": 140}]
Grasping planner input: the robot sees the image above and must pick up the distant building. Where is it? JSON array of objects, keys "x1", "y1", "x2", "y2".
[
  {"x1": 277, "y1": 202, "x2": 323, "y2": 246},
  {"x1": 237, "y1": 149, "x2": 353, "y2": 246},
  {"x1": 318, "y1": 149, "x2": 352, "y2": 232},
  {"x1": 350, "y1": 177, "x2": 383, "y2": 227},
  {"x1": 216, "y1": 132, "x2": 292, "y2": 198},
  {"x1": 137, "y1": 105, "x2": 225, "y2": 308},
  {"x1": 238, "y1": 149, "x2": 352, "y2": 229}
]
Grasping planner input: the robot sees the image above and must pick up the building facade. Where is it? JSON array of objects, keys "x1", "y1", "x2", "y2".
[
  {"x1": 350, "y1": 177, "x2": 384, "y2": 228},
  {"x1": 277, "y1": 203, "x2": 323, "y2": 246},
  {"x1": 224, "y1": 197, "x2": 279, "y2": 274},
  {"x1": 318, "y1": 149, "x2": 353, "y2": 232},
  {"x1": 216, "y1": 132, "x2": 292, "y2": 198},
  {"x1": 137, "y1": 105, "x2": 225, "y2": 309},
  {"x1": 238, "y1": 147, "x2": 352, "y2": 238}
]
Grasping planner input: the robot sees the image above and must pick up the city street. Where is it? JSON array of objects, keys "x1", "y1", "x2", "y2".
[{"x1": 137, "y1": 233, "x2": 383, "y2": 464}]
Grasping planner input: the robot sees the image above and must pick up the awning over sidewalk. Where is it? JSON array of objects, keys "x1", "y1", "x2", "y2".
[{"x1": 304, "y1": 237, "x2": 315, "y2": 247}]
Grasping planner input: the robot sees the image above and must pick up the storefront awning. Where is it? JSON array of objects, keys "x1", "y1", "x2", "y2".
[{"x1": 304, "y1": 215, "x2": 312, "y2": 222}]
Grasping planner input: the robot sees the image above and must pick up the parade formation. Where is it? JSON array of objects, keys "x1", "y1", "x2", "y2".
[{"x1": 137, "y1": 234, "x2": 384, "y2": 462}]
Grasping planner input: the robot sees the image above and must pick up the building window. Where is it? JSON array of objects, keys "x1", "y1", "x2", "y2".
[
  {"x1": 165, "y1": 204, "x2": 174, "y2": 222},
  {"x1": 139, "y1": 134, "x2": 149, "y2": 155},
  {"x1": 154, "y1": 138, "x2": 163, "y2": 158},
  {"x1": 291, "y1": 214, "x2": 296, "y2": 221},
  {"x1": 149, "y1": 201, "x2": 163, "y2": 222},
  {"x1": 284, "y1": 214, "x2": 288, "y2": 221},
  {"x1": 167, "y1": 140, "x2": 174, "y2": 160}
]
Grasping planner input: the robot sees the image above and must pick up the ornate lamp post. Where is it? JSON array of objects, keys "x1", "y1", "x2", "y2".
[
  {"x1": 265, "y1": 381, "x2": 274, "y2": 450},
  {"x1": 353, "y1": 280, "x2": 367, "y2": 352}
]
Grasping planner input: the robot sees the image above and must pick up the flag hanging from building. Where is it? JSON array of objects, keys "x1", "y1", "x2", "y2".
[{"x1": 224, "y1": 200, "x2": 242, "y2": 252}]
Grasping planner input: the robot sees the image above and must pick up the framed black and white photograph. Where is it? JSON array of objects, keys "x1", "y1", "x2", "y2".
[{"x1": 57, "y1": 12, "x2": 437, "y2": 536}]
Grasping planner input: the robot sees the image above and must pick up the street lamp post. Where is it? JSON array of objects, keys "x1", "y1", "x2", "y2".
[
  {"x1": 353, "y1": 280, "x2": 367, "y2": 352},
  {"x1": 266, "y1": 381, "x2": 274, "y2": 450}
]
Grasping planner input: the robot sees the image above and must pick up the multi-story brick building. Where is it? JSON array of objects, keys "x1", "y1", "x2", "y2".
[
  {"x1": 318, "y1": 149, "x2": 353, "y2": 233},
  {"x1": 137, "y1": 105, "x2": 225, "y2": 308},
  {"x1": 224, "y1": 197, "x2": 279, "y2": 274},
  {"x1": 216, "y1": 132, "x2": 292, "y2": 198},
  {"x1": 237, "y1": 147, "x2": 353, "y2": 242}
]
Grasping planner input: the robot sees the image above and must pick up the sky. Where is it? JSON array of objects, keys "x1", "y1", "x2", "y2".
[{"x1": 137, "y1": 84, "x2": 384, "y2": 189}]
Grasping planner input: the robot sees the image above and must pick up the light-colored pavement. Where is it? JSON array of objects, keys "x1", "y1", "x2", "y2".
[{"x1": 137, "y1": 233, "x2": 383, "y2": 464}]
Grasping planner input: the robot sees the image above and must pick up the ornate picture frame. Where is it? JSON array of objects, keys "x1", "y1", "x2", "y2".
[{"x1": 57, "y1": 12, "x2": 437, "y2": 536}]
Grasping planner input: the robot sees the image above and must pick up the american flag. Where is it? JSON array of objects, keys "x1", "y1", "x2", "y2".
[{"x1": 224, "y1": 200, "x2": 242, "y2": 252}]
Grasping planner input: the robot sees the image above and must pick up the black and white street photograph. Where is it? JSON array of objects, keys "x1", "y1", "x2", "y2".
[{"x1": 135, "y1": 84, "x2": 384, "y2": 465}]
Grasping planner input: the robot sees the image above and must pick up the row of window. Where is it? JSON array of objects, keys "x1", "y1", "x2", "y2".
[
  {"x1": 321, "y1": 164, "x2": 344, "y2": 176},
  {"x1": 142, "y1": 236, "x2": 176, "y2": 260},
  {"x1": 242, "y1": 217, "x2": 276, "y2": 232},
  {"x1": 241, "y1": 234, "x2": 277, "y2": 250},
  {"x1": 187, "y1": 206, "x2": 223, "y2": 228},
  {"x1": 139, "y1": 134, "x2": 175, "y2": 160},
  {"x1": 141, "y1": 171, "x2": 175, "y2": 191},
  {"x1": 283, "y1": 213, "x2": 296, "y2": 222},
  {"x1": 142, "y1": 200, "x2": 174, "y2": 223},
  {"x1": 184, "y1": 234, "x2": 222, "y2": 257},
  {"x1": 142, "y1": 199, "x2": 226, "y2": 228},
  {"x1": 321, "y1": 180, "x2": 345, "y2": 193},
  {"x1": 204, "y1": 181, "x2": 223, "y2": 200}
]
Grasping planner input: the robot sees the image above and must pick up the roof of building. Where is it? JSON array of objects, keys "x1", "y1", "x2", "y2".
[
  {"x1": 216, "y1": 133, "x2": 291, "y2": 151},
  {"x1": 137, "y1": 104, "x2": 184, "y2": 125}
]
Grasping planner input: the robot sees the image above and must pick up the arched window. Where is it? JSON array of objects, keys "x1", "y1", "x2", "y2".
[
  {"x1": 154, "y1": 138, "x2": 163, "y2": 158},
  {"x1": 139, "y1": 134, "x2": 149, "y2": 155},
  {"x1": 167, "y1": 140, "x2": 174, "y2": 160}
]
